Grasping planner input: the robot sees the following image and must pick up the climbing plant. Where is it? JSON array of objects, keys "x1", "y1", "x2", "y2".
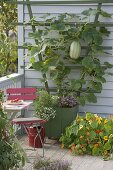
[
  {"x1": 27, "y1": 7, "x2": 113, "y2": 105},
  {"x1": 0, "y1": 1, "x2": 17, "y2": 77}
]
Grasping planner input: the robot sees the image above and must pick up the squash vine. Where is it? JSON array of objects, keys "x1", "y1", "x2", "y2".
[{"x1": 27, "y1": 7, "x2": 113, "y2": 105}]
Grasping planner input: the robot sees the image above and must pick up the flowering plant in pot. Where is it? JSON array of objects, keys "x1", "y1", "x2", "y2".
[
  {"x1": 34, "y1": 90, "x2": 78, "y2": 138},
  {"x1": 34, "y1": 90, "x2": 57, "y2": 121},
  {"x1": 58, "y1": 96, "x2": 77, "y2": 108}
]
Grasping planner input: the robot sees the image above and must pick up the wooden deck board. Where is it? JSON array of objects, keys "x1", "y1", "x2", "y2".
[{"x1": 19, "y1": 136, "x2": 113, "y2": 170}]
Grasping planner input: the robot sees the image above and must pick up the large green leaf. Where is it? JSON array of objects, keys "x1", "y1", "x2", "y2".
[
  {"x1": 29, "y1": 30, "x2": 43, "y2": 41},
  {"x1": 30, "y1": 57, "x2": 36, "y2": 64},
  {"x1": 30, "y1": 46, "x2": 41, "y2": 56},
  {"x1": 93, "y1": 32, "x2": 103, "y2": 45},
  {"x1": 92, "y1": 147, "x2": 100, "y2": 156},
  {"x1": 32, "y1": 61, "x2": 48, "y2": 72},
  {"x1": 82, "y1": 8, "x2": 98, "y2": 16},
  {"x1": 95, "y1": 76, "x2": 106, "y2": 83},
  {"x1": 100, "y1": 10, "x2": 112, "y2": 18},
  {"x1": 90, "y1": 131, "x2": 96, "y2": 140},
  {"x1": 90, "y1": 121, "x2": 98, "y2": 129},
  {"x1": 71, "y1": 80, "x2": 81, "y2": 91},
  {"x1": 77, "y1": 96, "x2": 86, "y2": 106},
  {"x1": 89, "y1": 81, "x2": 102, "y2": 92},
  {"x1": 104, "y1": 62, "x2": 113, "y2": 69},
  {"x1": 86, "y1": 93, "x2": 97, "y2": 103},
  {"x1": 81, "y1": 27, "x2": 93, "y2": 43},
  {"x1": 104, "y1": 142, "x2": 111, "y2": 150},
  {"x1": 51, "y1": 22, "x2": 66, "y2": 31},
  {"x1": 82, "y1": 57, "x2": 94, "y2": 69},
  {"x1": 99, "y1": 27, "x2": 110, "y2": 37},
  {"x1": 44, "y1": 56, "x2": 59, "y2": 66},
  {"x1": 86, "y1": 112, "x2": 92, "y2": 120}
]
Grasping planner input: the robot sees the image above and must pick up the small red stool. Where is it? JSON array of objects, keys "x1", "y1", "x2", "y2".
[{"x1": 12, "y1": 117, "x2": 47, "y2": 157}]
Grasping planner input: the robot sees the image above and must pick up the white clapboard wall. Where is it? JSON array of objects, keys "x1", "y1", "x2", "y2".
[{"x1": 18, "y1": 1, "x2": 113, "y2": 116}]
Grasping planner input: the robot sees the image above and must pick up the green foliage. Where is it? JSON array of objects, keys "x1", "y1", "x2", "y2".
[
  {"x1": 60, "y1": 113, "x2": 113, "y2": 160},
  {"x1": 0, "y1": 90, "x2": 25, "y2": 170},
  {"x1": 34, "y1": 90, "x2": 57, "y2": 120},
  {"x1": 27, "y1": 8, "x2": 113, "y2": 106},
  {"x1": 0, "y1": 2, "x2": 17, "y2": 77}
]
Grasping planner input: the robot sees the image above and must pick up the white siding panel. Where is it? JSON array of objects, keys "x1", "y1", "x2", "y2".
[
  {"x1": 80, "y1": 105, "x2": 113, "y2": 114},
  {"x1": 25, "y1": 70, "x2": 43, "y2": 79},
  {"x1": 96, "y1": 90, "x2": 113, "y2": 98},
  {"x1": 25, "y1": 78, "x2": 56, "y2": 87},
  {"x1": 87, "y1": 97, "x2": 113, "y2": 106},
  {"x1": 18, "y1": 2, "x2": 113, "y2": 116},
  {"x1": 24, "y1": 5, "x2": 98, "y2": 15},
  {"x1": 25, "y1": 69, "x2": 80, "y2": 79}
]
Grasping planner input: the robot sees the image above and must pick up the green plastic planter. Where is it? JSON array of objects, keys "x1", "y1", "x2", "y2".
[{"x1": 44, "y1": 105, "x2": 79, "y2": 138}]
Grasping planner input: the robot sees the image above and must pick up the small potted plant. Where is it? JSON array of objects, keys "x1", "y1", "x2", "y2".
[
  {"x1": 34, "y1": 90, "x2": 78, "y2": 138},
  {"x1": 45, "y1": 95, "x2": 78, "y2": 138},
  {"x1": 34, "y1": 90, "x2": 57, "y2": 121}
]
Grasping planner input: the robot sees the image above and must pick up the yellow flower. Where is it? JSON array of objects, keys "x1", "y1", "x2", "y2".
[
  {"x1": 94, "y1": 143, "x2": 99, "y2": 148},
  {"x1": 95, "y1": 116, "x2": 102, "y2": 124},
  {"x1": 98, "y1": 120, "x2": 101, "y2": 124},
  {"x1": 104, "y1": 136, "x2": 108, "y2": 141},
  {"x1": 104, "y1": 119, "x2": 108, "y2": 124},
  {"x1": 96, "y1": 116, "x2": 102, "y2": 120},
  {"x1": 61, "y1": 144, "x2": 64, "y2": 149},
  {"x1": 95, "y1": 116, "x2": 99, "y2": 121}
]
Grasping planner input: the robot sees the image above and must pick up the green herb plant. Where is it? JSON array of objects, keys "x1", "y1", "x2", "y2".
[
  {"x1": 27, "y1": 7, "x2": 113, "y2": 106},
  {"x1": 34, "y1": 90, "x2": 57, "y2": 120}
]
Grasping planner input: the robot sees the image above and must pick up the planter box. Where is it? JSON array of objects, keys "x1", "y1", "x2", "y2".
[{"x1": 44, "y1": 105, "x2": 79, "y2": 138}]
